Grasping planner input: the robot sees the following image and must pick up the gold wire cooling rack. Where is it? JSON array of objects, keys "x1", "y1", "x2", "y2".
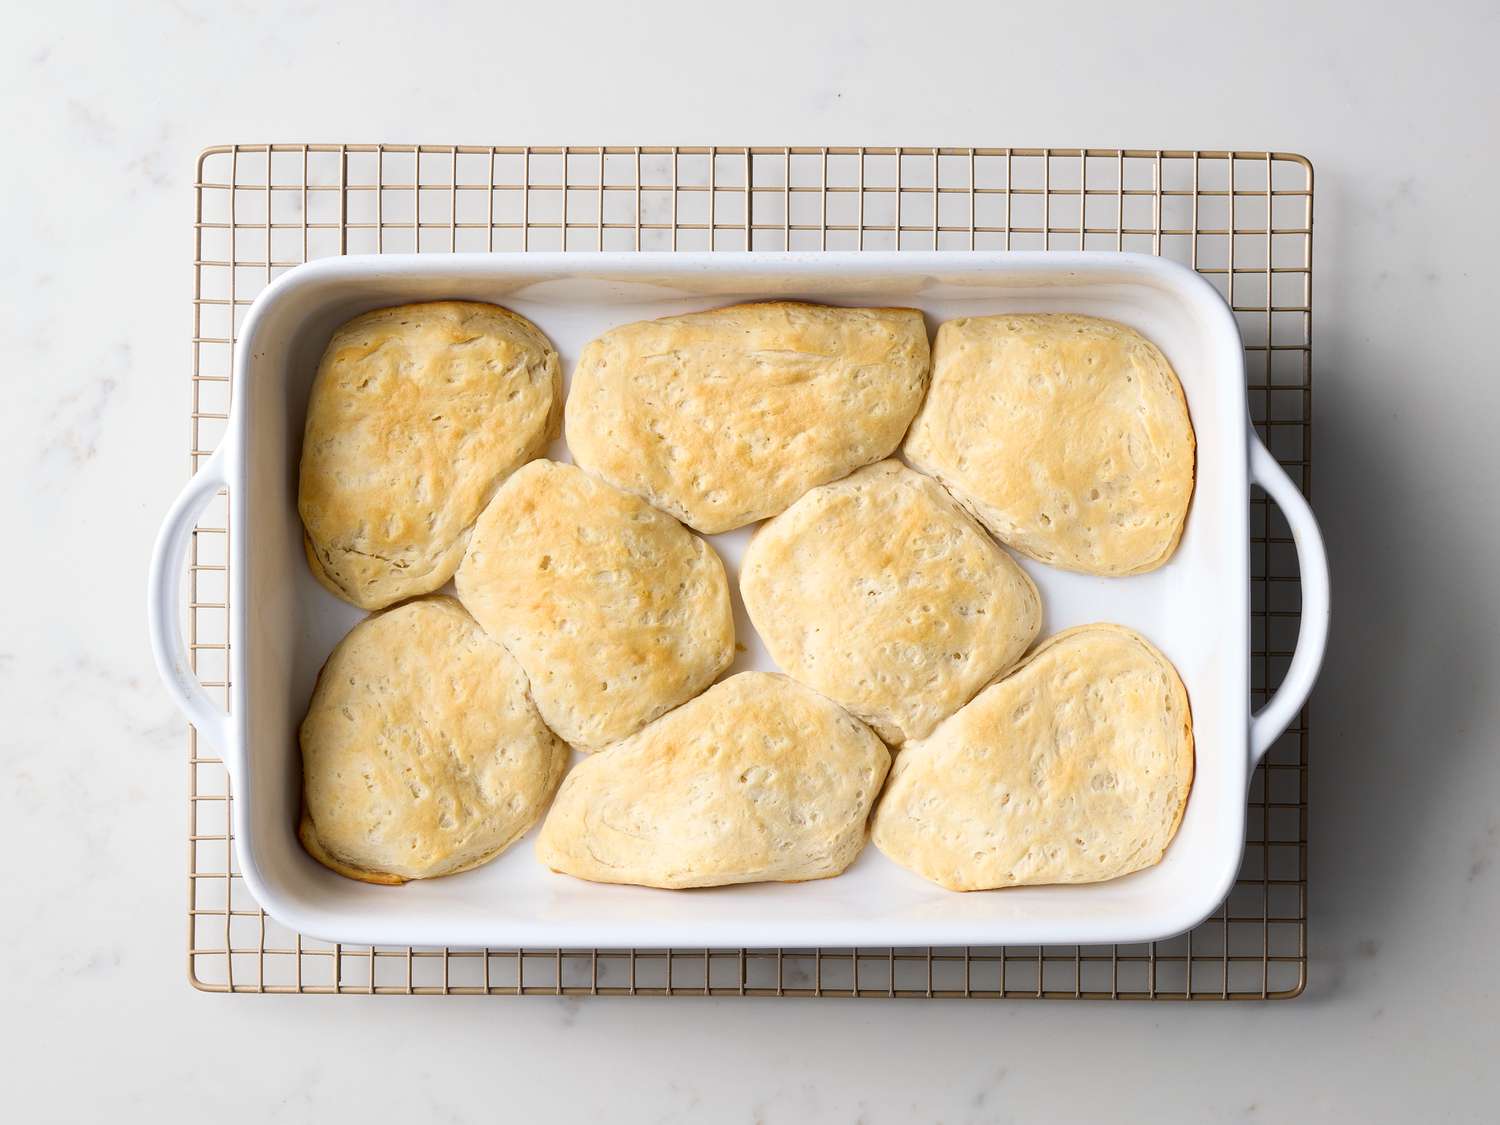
[{"x1": 187, "y1": 145, "x2": 1312, "y2": 999}]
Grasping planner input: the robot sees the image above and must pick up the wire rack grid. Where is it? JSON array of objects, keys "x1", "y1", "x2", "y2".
[{"x1": 187, "y1": 144, "x2": 1312, "y2": 999}]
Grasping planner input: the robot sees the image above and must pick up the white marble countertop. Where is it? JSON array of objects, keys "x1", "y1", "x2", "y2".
[{"x1": 4, "y1": 1, "x2": 1499, "y2": 1120}]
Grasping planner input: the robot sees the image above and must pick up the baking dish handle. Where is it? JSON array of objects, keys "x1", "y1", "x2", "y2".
[
  {"x1": 1247, "y1": 434, "x2": 1330, "y2": 765},
  {"x1": 148, "y1": 445, "x2": 234, "y2": 760}
]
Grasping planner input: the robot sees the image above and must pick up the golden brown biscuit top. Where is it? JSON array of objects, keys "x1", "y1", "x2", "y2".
[
  {"x1": 298, "y1": 301, "x2": 560, "y2": 609},
  {"x1": 871, "y1": 624, "x2": 1194, "y2": 891},
  {"x1": 565, "y1": 301, "x2": 931, "y2": 533},
  {"x1": 741, "y1": 460, "x2": 1041, "y2": 743},
  {"x1": 455, "y1": 460, "x2": 734, "y2": 749},
  {"x1": 299, "y1": 597, "x2": 568, "y2": 883},
  {"x1": 904, "y1": 313, "x2": 1194, "y2": 576},
  {"x1": 535, "y1": 672, "x2": 890, "y2": 888}
]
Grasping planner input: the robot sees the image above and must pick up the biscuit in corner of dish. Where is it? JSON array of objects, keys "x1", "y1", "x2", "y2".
[
  {"x1": 903, "y1": 312, "x2": 1195, "y2": 577},
  {"x1": 740, "y1": 458, "x2": 1041, "y2": 744},
  {"x1": 536, "y1": 672, "x2": 891, "y2": 890},
  {"x1": 298, "y1": 300, "x2": 561, "y2": 611},
  {"x1": 872, "y1": 623, "x2": 1193, "y2": 892},
  {"x1": 564, "y1": 301, "x2": 932, "y2": 533},
  {"x1": 297, "y1": 809, "x2": 405, "y2": 886},
  {"x1": 454, "y1": 459, "x2": 735, "y2": 750},
  {"x1": 298, "y1": 595, "x2": 568, "y2": 884}
]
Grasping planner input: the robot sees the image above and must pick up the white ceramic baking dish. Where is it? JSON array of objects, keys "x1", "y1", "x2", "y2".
[{"x1": 149, "y1": 251, "x2": 1328, "y2": 949}]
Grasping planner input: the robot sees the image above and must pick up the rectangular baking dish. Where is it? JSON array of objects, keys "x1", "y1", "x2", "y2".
[{"x1": 149, "y1": 251, "x2": 1328, "y2": 949}]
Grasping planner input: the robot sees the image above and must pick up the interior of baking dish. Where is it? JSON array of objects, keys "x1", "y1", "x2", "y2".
[{"x1": 226, "y1": 252, "x2": 1250, "y2": 948}]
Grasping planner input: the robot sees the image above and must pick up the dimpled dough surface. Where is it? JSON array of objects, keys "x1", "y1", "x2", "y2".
[
  {"x1": 903, "y1": 313, "x2": 1195, "y2": 576},
  {"x1": 455, "y1": 460, "x2": 735, "y2": 750},
  {"x1": 565, "y1": 301, "x2": 931, "y2": 534},
  {"x1": 299, "y1": 301, "x2": 561, "y2": 609},
  {"x1": 536, "y1": 672, "x2": 891, "y2": 889},
  {"x1": 740, "y1": 460, "x2": 1042, "y2": 744},
  {"x1": 298, "y1": 597, "x2": 568, "y2": 884},
  {"x1": 871, "y1": 624, "x2": 1194, "y2": 891}
]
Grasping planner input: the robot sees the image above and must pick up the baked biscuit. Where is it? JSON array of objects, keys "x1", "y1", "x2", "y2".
[
  {"x1": 299, "y1": 301, "x2": 561, "y2": 609},
  {"x1": 740, "y1": 460, "x2": 1041, "y2": 743},
  {"x1": 298, "y1": 597, "x2": 568, "y2": 884},
  {"x1": 536, "y1": 672, "x2": 890, "y2": 888},
  {"x1": 565, "y1": 301, "x2": 931, "y2": 533},
  {"x1": 903, "y1": 313, "x2": 1194, "y2": 575},
  {"x1": 455, "y1": 460, "x2": 734, "y2": 749},
  {"x1": 871, "y1": 624, "x2": 1194, "y2": 891}
]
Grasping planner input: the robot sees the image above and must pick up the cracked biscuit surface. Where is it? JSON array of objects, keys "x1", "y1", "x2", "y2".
[{"x1": 298, "y1": 301, "x2": 561, "y2": 609}]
